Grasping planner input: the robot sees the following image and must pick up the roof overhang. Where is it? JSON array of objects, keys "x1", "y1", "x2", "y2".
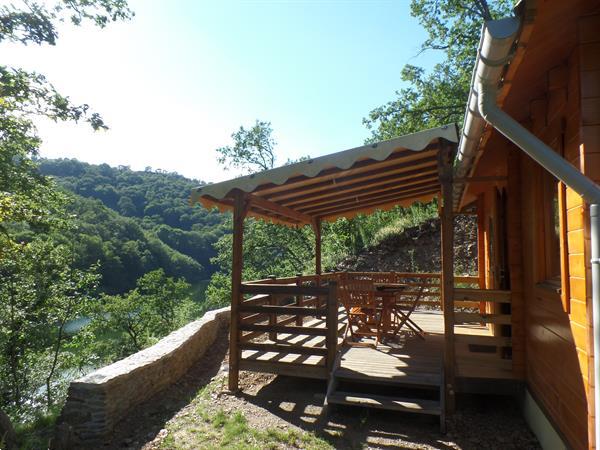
[{"x1": 191, "y1": 124, "x2": 459, "y2": 226}]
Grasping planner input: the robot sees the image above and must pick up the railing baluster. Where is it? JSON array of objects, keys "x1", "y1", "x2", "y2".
[
  {"x1": 296, "y1": 274, "x2": 303, "y2": 326},
  {"x1": 326, "y1": 281, "x2": 338, "y2": 375}
]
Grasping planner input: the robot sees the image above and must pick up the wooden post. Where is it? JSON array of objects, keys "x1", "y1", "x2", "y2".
[
  {"x1": 267, "y1": 274, "x2": 277, "y2": 340},
  {"x1": 325, "y1": 281, "x2": 338, "y2": 375},
  {"x1": 439, "y1": 140, "x2": 456, "y2": 414},
  {"x1": 476, "y1": 194, "x2": 487, "y2": 314},
  {"x1": 313, "y1": 217, "x2": 322, "y2": 274},
  {"x1": 228, "y1": 190, "x2": 247, "y2": 392},
  {"x1": 312, "y1": 218, "x2": 323, "y2": 310},
  {"x1": 295, "y1": 273, "x2": 303, "y2": 326}
]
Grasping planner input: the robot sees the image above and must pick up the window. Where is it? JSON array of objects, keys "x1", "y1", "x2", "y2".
[{"x1": 541, "y1": 170, "x2": 562, "y2": 284}]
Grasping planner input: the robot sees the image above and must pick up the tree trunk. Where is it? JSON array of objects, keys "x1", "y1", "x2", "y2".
[
  {"x1": 0, "y1": 409, "x2": 17, "y2": 450},
  {"x1": 46, "y1": 323, "x2": 65, "y2": 409}
]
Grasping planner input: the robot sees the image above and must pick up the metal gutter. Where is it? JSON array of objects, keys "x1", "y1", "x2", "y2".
[
  {"x1": 457, "y1": 12, "x2": 600, "y2": 446},
  {"x1": 453, "y1": 16, "x2": 521, "y2": 211}
]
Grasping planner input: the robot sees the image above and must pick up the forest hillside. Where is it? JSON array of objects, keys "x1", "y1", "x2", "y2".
[
  {"x1": 338, "y1": 216, "x2": 477, "y2": 275},
  {"x1": 38, "y1": 159, "x2": 228, "y2": 294}
]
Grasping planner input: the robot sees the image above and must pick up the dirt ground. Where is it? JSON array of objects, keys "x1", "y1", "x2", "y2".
[{"x1": 108, "y1": 326, "x2": 540, "y2": 450}]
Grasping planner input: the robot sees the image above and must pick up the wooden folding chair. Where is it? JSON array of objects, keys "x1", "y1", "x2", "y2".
[
  {"x1": 390, "y1": 283, "x2": 426, "y2": 339},
  {"x1": 338, "y1": 273, "x2": 381, "y2": 346}
]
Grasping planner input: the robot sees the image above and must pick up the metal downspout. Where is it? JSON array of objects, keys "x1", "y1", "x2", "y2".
[
  {"x1": 478, "y1": 80, "x2": 600, "y2": 445},
  {"x1": 592, "y1": 204, "x2": 600, "y2": 446}
]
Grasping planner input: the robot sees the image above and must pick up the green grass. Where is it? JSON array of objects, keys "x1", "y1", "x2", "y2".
[
  {"x1": 370, "y1": 203, "x2": 437, "y2": 247},
  {"x1": 13, "y1": 407, "x2": 60, "y2": 450},
  {"x1": 160, "y1": 377, "x2": 332, "y2": 450}
]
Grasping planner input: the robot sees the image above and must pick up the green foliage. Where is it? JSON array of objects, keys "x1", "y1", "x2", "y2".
[
  {"x1": 13, "y1": 406, "x2": 60, "y2": 450},
  {"x1": 0, "y1": 0, "x2": 134, "y2": 439},
  {"x1": 363, "y1": 0, "x2": 513, "y2": 140},
  {"x1": 370, "y1": 202, "x2": 438, "y2": 247},
  {"x1": 0, "y1": 0, "x2": 133, "y2": 46},
  {"x1": 216, "y1": 120, "x2": 276, "y2": 173},
  {"x1": 44, "y1": 195, "x2": 206, "y2": 294},
  {"x1": 0, "y1": 237, "x2": 99, "y2": 419},
  {"x1": 89, "y1": 269, "x2": 198, "y2": 357},
  {"x1": 206, "y1": 218, "x2": 315, "y2": 307},
  {"x1": 38, "y1": 158, "x2": 228, "y2": 290}
]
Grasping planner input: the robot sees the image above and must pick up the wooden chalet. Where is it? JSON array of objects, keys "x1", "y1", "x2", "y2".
[{"x1": 191, "y1": 1, "x2": 600, "y2": 447}]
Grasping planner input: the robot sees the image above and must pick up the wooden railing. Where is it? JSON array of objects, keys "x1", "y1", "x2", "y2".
[
  {"x1": 236, "y1": 280, "x2": 339, "y2": 379},
  {"x1": 245, "y1": 271, "x2": 480, "y2": 309},
  {"x1": 453, "y1": 287, "x2": 513, "y2": 379},
  {"x1": 453, "y1": 288, "x2": 512, "y2": 327}
]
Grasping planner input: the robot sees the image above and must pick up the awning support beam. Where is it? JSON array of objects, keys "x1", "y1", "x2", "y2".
[{"x1": 246, "y1": 193, "x2": 313, "y2": 225}]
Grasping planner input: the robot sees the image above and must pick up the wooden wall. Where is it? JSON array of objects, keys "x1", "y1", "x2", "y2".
[
  {"x1": 465, "y1": 12, "x2": 600, "y2": 449},
  {"x1": 520, "y1": 34, "x2": 590, "y2": 450},
  {"x1": 579, "y1": 13, "x2": 600, "y2": 449}
]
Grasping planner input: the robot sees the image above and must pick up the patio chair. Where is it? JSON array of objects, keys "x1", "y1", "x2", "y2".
[
  {"x1": 338, "y1": 273, "x2": 382, "y2": 345},
  {"x1": 390, "y1": 282, "x2": 426, "y2": 339}
]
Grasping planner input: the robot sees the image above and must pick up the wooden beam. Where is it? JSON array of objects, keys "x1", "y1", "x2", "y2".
[
  {"x1": 300, "y1": 182, "x2": 440, "y2": 215},
  {"x1": 312, "y1": 218, "x2": 322, "y2": 276},
  {"x1": 239, "y1": 304, "x2": 328, "y2": 316},
  {"x1": 247, "y1": 194, "x2": 313, "y2": 224},
  {"x1": 439, "y1": 139, "x2": 456, "y2": 415},
  {"x1": 318, "y1": 190, "x2": 440, "y2": 221},
  {"x1": 476, "y1": 194, "x2": 487, "y2": 313},
  {"x1": 326, "y1": 281, "x2": 338, "y2": 374},
  {"x1": 453, "y1": 288, "x2": 511, "y2": 303},
  {"x1": 558, "y1": 181, "x2": 570, "y2": 313},
  {"x1": 454, "y1": 312, "x2": 512, "y2": 325},
  {"x1": 239, "y1": 323, "x2": 328, "y2": 336},
  {"x1": 454, "y1": 176, "x2": 508, "y2": 183},
  {"x1": 284, "y1": 171, "x2": 439, "y2": 210},
  {"x1": 275, "y1": 162, "x2": 438, "y2": 205},
  {"x1": 241, "y1": 283, "x2": 329, "y2": 296},
  {"x1": 229, "y1": 189, "x2": 247, "y2": 392},
  {"x1": 239, "y1": 359, "x2": 328, "y2": 380},
  {"x1": 239, "y1": 342, "x2": 328, "y2": 356}
]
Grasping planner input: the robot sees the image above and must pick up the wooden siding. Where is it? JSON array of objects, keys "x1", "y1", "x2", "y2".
[
  {"x1": 579, "y1": 13, "x2": 600, "y2": 448},
  {"x1": 520, "y1": 39, "x2": 590, "y2": 450},
  {"x1": 464, "y1": 9, "x2": 600, "y2": 447}
]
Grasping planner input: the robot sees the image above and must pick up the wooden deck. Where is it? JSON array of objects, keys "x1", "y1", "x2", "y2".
[
  {"x1": 240, "y1": 309, "x2": 515, "y2": 383},
  {"x1": 337, "y1": 310, "x2": 514, "y2": 388}
]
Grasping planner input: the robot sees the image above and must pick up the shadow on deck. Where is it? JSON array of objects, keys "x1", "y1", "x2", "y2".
[{"x1": 240, "y1": 309, "x2": 515, "y2": 388}]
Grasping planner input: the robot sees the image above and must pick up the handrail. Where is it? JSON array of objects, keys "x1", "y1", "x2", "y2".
[
  {"x1": 241, "y1": 283, "x2": 329, "y2": 296},
  {"x1": 236, "y1": 280, "x2": 339, "y2": 376}
]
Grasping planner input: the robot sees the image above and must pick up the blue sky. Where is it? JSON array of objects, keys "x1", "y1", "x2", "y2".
[{"x1": 3, "y1": 0, "x2": 441, "y2": 182}]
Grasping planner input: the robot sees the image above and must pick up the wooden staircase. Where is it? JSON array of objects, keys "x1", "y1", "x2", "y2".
[{"x1": 324, "y1": 346, "x2": 446, "y2": 432}]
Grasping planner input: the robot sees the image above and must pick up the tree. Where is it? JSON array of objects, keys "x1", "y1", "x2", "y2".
[
  {"x1": 207, "y1": 120, "x2": 321, "y2": 307},
  {"x1": 0, "y1": 238, "x2": 99, "y2": 415},
  {"x1": 0, "y1": 0, "x2": 133, "y2": 438},
  {"x1": 363, "y1": 0, "x2": 513, "y2": 141},
  {"x1": 91, "y1": 270, "x2": 197, "y2": 354},
  {"x1": 216, "y1": 120, "x2": 276, "y2": 174}
]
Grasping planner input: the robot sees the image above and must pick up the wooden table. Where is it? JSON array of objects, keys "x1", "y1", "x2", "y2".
[{"x1": 374, "y1": 283, "x2": 425, "y2": 341}]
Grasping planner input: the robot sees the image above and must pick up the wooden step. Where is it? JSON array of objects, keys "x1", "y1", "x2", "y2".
[
  {"x1": 334, "y1": 367, "x2": 441, "y2": 387},
  {"x1": 327, "y1": 391, "x2": 441, "y2": 415}
]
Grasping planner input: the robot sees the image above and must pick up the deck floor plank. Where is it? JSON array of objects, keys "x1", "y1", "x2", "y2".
[{"x1": 240, "y1": 308, "x2": 516, "y2": 382}]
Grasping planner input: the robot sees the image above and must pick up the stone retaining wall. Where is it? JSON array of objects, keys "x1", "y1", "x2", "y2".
[{"x1": 55, "y1": 307, "x2": 230, "y2": 448}]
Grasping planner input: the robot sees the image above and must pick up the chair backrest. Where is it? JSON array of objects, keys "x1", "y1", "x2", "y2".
[{"x1": 338, "y1": 272, "x2": 376, "y2": 309}]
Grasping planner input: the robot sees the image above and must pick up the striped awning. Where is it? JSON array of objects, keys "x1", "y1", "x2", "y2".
[{"x1": 191, "y1": 124, "x2": 458, "y2": 225}]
